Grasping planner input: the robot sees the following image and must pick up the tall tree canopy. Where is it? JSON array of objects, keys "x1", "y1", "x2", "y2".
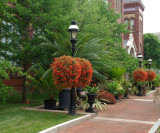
[{"x1": 144, "y1": 33, "x2": 160, "y2": 68}]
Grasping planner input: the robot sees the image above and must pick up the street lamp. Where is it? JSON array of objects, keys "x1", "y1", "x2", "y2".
[
  {"x1": 68, "y1": 20, "x2": 79, "y2": 116},
  {"x1": 138, "y1": 53, "x2": 143, "y2": 68},
  {"x1": 148, "y1": 58, "x2": 152, "y2": 89},
  {"x1": 148, "y1": 58, "x2": 152, "y2": 70}
]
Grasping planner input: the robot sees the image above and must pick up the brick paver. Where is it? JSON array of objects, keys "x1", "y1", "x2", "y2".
[{"x1": 58, "y1": 89, "x2": 160, "y2": 133}]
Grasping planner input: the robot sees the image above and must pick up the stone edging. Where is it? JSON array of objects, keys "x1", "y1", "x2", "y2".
[
  {"x1": 148, "y1": 118, "x2": 160, "y2": 133},
  {"x1": 38, "y1": 113, "x2": 95, "y2": 133},
  {"x1": 146, "y1": 90, "x2": 157, "y2": 96}
]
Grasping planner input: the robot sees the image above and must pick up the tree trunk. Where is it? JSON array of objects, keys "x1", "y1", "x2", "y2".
[{"x1": 22, "y1": 62, "x2": 27, "y2": 103}]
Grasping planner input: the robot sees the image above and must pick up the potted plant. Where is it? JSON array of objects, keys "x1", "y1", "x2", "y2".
[
  {"x1": 84, "y1": 85, "x2": 99, "y2": 113},
  {"x1": 50, "y1": 56, "x2": 93, "y2": 110},
  {"x1": 146, "y1": 70, "x2": 156, "y2": 90},
  {"x1": 116, "y1": 83, "x2": 125, "y2": 100},
  {"x1": 133, "y1": 68, "x2": 148, "y2": 96}
]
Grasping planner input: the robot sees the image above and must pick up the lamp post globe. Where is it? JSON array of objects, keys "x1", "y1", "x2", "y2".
[
  {"x1": 148, "y1": 58, "x2": 152, "y2": 69},
  {"x1": 138, "y1": 53, "x2": 143, "y2": 68},
  {"x1": 68, "y1": 20, "x2": 79, "y2": 116},
  {"x1": 68, "y1": 20, "x2": 79, "y2": 57}
]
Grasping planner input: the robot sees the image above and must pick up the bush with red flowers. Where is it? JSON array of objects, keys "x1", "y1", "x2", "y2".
[
  {"x1": 146, "y1": 70, "x2": 156, "y2": 81},
  {"x1": 133, "y1": 68, "x2": 147, "y2": 82},
  {"x1": 50, "y1": 56, "x2": 81, "y2": 89},
  {"x1": 97, "y1": 90, "x2": 116, "y2": 104},
  {"x1": 76, "y1": 58, "x2": 93, "y2": 88}
]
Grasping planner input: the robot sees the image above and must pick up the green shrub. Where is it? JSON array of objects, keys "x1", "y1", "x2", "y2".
[
  {"x1": 153, "y1": 74, "x2": 160, "y2": 87},
  {"x1": 108, "y1": 66, "x2": 126, "y2": 80}
]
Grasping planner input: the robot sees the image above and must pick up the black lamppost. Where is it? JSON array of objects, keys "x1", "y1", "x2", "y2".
[
  {"x1": 138, "y1": 53, "x2": 143, "y2": 68},
  {"x1": 68, "y1": 20, "x2": 79, "y2": 116},
  {"x1": 148, "y1": 58, "x2": 152, "y2": 89}
]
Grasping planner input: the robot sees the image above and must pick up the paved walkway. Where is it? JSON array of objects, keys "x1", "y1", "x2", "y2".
[{"x1": 58, "y1": 89, "x2": 160, "y2": 133}]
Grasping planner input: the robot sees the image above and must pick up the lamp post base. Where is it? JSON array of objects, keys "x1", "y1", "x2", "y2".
[{"x1": 68, "y1": 87, "x2": 77, "y2": 116}]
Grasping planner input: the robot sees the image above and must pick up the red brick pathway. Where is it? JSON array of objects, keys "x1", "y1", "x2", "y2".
[{"x1": 58, "y1": 89, "x2": 160, "y2": 133}]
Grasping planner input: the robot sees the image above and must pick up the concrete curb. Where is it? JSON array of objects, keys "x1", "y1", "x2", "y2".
[
  {"x1": 148, "y1": 118, "x2": 160, "y2": 133},
  {"x1": 146, "y1": 90, "x2": 157, "y2": 96},
  {"x1": 24, "y1": 105, "x2": 96, "y2": 133},
  {"x1": 38, "y1": 113, "x2": 95, "y2": 133}
]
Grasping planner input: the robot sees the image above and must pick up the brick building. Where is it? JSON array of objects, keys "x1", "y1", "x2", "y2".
[{"x1": 108, "y1": 0, "x2": 145, "y2": 57}]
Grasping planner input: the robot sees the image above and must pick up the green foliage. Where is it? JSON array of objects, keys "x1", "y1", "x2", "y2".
[
  {"x1": 116, "y1": 83, "x2": 125, "y2": 95},
  {"x1": 71, "y1": 0, "x2": 127, "y2": 44},
  {"x1": 84, "y1": 85, "x2": 99, "y2": 94},
  {"x1": 26, "y1": 63, "x2": 57, "y2": 96},
  {"x1": 108, "y1": 66, "x2": 126, "y2": 80},
  {"x1": 0, "y1": 58, "x2": 24, "y2": 103},
  {"x1": 81, "y1": 99, "x2": 107, "y2": 111},
  {"x1": 105, "y1": 81, "x2": 118, "y2": 96},
  {"x1": 144, "y1": 33, "x2": 160, "y2": 68},
  {"x1": 153, "y1": 74, "x2": 160, "y2": 87}
]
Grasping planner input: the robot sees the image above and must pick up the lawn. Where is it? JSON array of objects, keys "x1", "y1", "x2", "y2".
[
  {"x1": 0, "y1": 103, "x2": 80, "y2": 133},
  {"x1": 0, "y1": 91, "x2": 81, "y2": 133},
  {"x1": 146, "y1": 89, "x2": 155, "y2": 94},
  {"x1": 156, "y1": 126, "x2": 160, "y2": 133}
]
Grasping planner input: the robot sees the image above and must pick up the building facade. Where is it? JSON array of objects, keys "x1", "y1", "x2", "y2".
[{"x1": 108, "y1": 0, "x2": 145, "y2": 57}]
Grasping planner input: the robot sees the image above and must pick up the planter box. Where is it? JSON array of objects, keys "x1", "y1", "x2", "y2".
[{"x1": 44, "y1": 99, "x2": 56, "y2": 110}]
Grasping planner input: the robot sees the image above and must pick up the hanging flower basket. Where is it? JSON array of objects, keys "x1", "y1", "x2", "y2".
[
  {"x1": 146, "y1": 70, "x2": 156, "y2": 81},
  {"x1": 133, "y1": 68, "x2": 147, "y2": 82},
  {"x1": 50, "y1": 56, "x2": 81, "y2": 89},
  {"x1": 76, "y1": 58, "x2": 93, "y2": 88}
]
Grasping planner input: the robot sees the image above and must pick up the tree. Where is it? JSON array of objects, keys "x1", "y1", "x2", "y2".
[
  {"x1": 0, "y1": 0, "x2": 73, "y2": 102},
  {"x1": 144, "y1": 33, "x2": 160, "y2": 68},
  {"x1": 70, "y1": 0, "x2": 127, "y2": 45}
]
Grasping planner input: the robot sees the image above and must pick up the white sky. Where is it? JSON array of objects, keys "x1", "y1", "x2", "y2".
[{"x1": 141, "y1": 0, "x2": 160, "y2": 33}]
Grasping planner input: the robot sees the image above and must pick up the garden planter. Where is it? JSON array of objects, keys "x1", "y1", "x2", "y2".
[
  {"x1": 137, "y1": 85, "x2": 143, "y2": 96},
  {"x1": 85, "y1": 93, "x2": 97, "y2": 113},
  {"x1": 44, "y1": 99, "x2": 56, "y2": 110},
  {"x1": 59, "y1": 89, "x2": 71, "y2": 110},
  {"x1": 115, "y1": 94, "x2": 122, "y2": 100}
]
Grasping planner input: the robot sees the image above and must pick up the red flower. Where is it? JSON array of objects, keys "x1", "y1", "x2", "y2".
[
  {"x1": 133, "y1": 68, "x2": 147, "y2": 82},
  {"x1": 97, "y1": 90, "x2": 116, "y2": 104},
  {"x1": 146, "y1": 70, "x2": 156, "y2": 81},
  {"x1": 50, "y1": 56, "x2": 81, "y2": 89},
  {"x1": 76, "y1": 58, "x2": 93, "y2": 88}
]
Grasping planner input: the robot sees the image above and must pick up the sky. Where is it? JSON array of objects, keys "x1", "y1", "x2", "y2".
[{"x1": 141, "y1": 0, "x2": 160, "y2": 33}]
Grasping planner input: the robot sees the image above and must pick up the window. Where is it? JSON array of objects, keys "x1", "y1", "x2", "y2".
[
  {"x1": 116, "y1": 0, "x2": 121, "y2": 13},
  {"x1": 130, "y1": 19, "x2": 134, "y2": 32},
  {"x1": 124, "y1": 19, "x2": 128, "y2": 29}
]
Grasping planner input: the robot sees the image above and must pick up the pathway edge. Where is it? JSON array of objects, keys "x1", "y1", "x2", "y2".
[{"x1": 148, "y1": 118, "x2": 160, "y2": 133}]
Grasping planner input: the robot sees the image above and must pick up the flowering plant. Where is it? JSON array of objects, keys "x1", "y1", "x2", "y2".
[
  {"x1": 76, "y1": 58, "x2": 93, "y2": 88},
  {"x1": 97, "y1": 90, "x2": 116, "y2": 104},
  {"x1": 50, "y1": 56, "x2": 81, "y2": 89},
  {"x1": 133, "y1": 68, "x2": 147, "y2": 82},
  {"x1": 146, "y1": 70, "x2": 156, "y2": 81}
]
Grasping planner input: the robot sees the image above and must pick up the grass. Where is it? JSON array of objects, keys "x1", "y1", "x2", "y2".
[
  {"x1": 0, "y1": 103, "x2": 80, "y2": 133},
  {"x1": 146, "y1": 89, "x2": 154, "y2": 94},
  {"x1": 156, "y1": 126, "x2": 160, "y2": 133},
  {"x1": 0, "y1": 92, "x2": 81, "y2": 133}
]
